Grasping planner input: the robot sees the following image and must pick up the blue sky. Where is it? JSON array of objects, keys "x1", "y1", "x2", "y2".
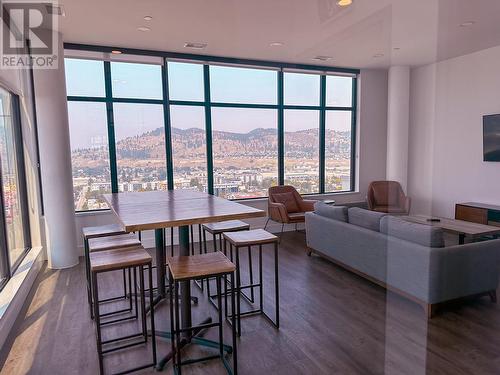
[{"x1": 65, "y1": 59, "x2": 352, "y2": 149}]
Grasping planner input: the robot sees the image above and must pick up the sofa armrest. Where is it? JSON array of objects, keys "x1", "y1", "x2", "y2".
[
  {"x1": 300, "y1": 199, "x2": 316, "y2": 212},
  {"x1": 426, "y1": 240, "x2": 499, "y2": 303},
  {"x1": 268, "y1": 201, "x2": 289, "y2": 223}
]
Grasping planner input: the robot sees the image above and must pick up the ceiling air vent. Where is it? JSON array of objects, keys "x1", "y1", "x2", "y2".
[
  {"x1": 184, "y1": 42, "x2": 207, "y2": 50},
  {"x1": 312, "y1": 56, "x2": 334, "y2": 62},
  {"x1": 45, "y1": 4, "x2": 65, "y2": 16}
]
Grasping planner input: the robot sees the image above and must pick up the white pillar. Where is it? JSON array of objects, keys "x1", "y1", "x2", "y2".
[
  {"x1": 386, "y1": 66, "x2": 410, "y2": 192},
  {"x1": 34, "y1": 33, "x2": 78, "y2": 269}
]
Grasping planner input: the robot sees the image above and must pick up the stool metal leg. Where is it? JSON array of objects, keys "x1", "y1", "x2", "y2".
[
  {"x1": 235, "y1": 244, "x2": 241, "y2": 336},
  {"x1": 247, "y1": 246, "x2": 255, "y2": 303},
  {"x1": 85, "y1": 238, "x2": 93, "y2": 318},
  {"x1": 174, "y1": 280, "x2": 182, "y2": 375},
  {"x1": 230, "y1": 271, "x2": 238, "y2": 375},
  {"x1": 148, "y1": 264, "x2": 157, "y2": 367},
  {"x1": 224, "y1": 240, "x2": 229, "y2": 318},
  {"x1": 139, "y1": 265, "x2": 148, "y2": 343},
  {"x1": 168, "y1": 269, "x2": 176, "y2": 372},
  {"x1": 217, "y1": 276, "x2": 223, "y2": 360},
  {"x1": 91, "y1": 271, "x2": 104, "y2": 375},
  {"x1": 259, "y1": 245, "x2": 263, "y2": 313},
  {"x1": 274, "y1": 242, "x2": 280, "y2": 328}
]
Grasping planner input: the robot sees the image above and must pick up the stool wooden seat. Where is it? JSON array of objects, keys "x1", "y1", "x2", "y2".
[
  {"x1": 83, "y1": 223, "x2": 126, "y2": 239},
  {"x1": 88, "y1": 233, "x2": 141, "y2": 252},
  {"x1": 203, "y1": 220, "x2": 250, "y2": 234},
  {"x1": 167, "y1": 251, "x2": 237, "y2": 374},
  {"x1": 90, "y1": 246, "x2": 152, "y2": 272},
  {"x1": 222, "y1": 229, "x2": 279, "y2": 336},
  {"x1": 167, "y1": 251, "x2": 235, "y2": 281},
  {"x1": 90, "y1": 245, "x2": 156, "y2": 374},
  {"x1": 223, "y1": 229, "x2": 278, "y2": 247}
]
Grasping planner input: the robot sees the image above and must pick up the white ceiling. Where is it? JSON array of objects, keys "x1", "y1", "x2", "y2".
[{"x1": 57, "y1": 0, "x2": 500, "y2": 69}]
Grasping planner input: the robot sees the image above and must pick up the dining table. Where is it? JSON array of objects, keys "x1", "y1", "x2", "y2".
[{"x1": 103, "y1": 189, "x2": 265, "y2": 370}]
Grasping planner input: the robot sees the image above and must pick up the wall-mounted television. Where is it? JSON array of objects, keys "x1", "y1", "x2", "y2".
[{"x1": 483, "y1": 114, "x2": 500, "y2": 161}]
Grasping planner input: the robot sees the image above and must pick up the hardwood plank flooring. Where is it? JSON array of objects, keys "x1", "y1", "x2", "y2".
[{"x1": 1, "y1": 232, "x2": 499, "y2": 374}]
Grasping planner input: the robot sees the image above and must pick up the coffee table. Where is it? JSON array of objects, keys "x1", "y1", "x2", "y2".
[{"x1": 402, "y1": 215, "x2": 500, "y2": 244}]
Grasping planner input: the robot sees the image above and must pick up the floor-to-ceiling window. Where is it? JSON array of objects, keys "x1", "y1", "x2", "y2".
[
  {"x1": 210, "y1": 65, "x2": 278, "y2": 199},
  {"x1": 0, "y1": 87, "x2": 31, "y2": 287},
  {"x1": 65, "y1": 49, "x2": 358, "y2": 211},
  {"x1": 168, "y1": 62, "x2": 207, "y2": 192}
]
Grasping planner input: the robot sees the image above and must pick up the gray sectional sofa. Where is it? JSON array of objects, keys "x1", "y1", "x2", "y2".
[{"x1": 305, "y1": 203, "x2": 500, "y2": 317}]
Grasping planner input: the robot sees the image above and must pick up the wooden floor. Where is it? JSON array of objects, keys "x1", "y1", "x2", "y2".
[{"x1": 1, "y1": 232, "x2": 500, "y2": 374}]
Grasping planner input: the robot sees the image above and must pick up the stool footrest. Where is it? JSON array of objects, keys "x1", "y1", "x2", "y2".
[
  {"x1": 102, "y1": 338, "x2": 148, "y2": 354},
  {"x1": 175, "y1": 321, "x2": 219, "y2": 334},
  {"x1": 102, "y1": 332, "x2": 144, "y2": 345}
]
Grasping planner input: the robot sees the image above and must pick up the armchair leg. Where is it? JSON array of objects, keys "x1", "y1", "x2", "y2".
[
  {"x1": 264, "y1": 218, "x2": 270, "y2": 231},
  {"x1": 489, "y1": 290, "x2": 497, "y2": 303},
  {"x1": 279, "y1": 223, "x2": 285, "y2": 243}
]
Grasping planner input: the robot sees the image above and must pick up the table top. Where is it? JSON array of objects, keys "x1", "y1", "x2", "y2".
[
  {"x1": 103, "y1": 190, "x2": 265, "y2": 232},
  {"x1": 402, "y1": 215, "x2": 500, "y2": 237}
]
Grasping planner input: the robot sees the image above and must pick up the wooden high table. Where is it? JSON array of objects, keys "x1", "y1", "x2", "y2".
[{"x1": 103, "y1": 190, "x2": 265, "y2": 370}]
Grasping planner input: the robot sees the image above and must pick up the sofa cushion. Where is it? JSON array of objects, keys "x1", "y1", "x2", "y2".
[
  {"x1": 314, "y1": 202, "x2": 348, "y2": 222},
  {"x1": 273, "y1": 192, "x2": 299, "y2": 213},
  {"x1": 380, "y1": 216, "x2": 445, "y2": 248},
  {"x1": 348, "y1": 207, "x2": 387, "y2": 231}
]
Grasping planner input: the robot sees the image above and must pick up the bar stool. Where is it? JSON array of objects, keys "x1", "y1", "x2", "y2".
[
  {"x1": 83, "y1": 225, "x2": 140, "y2": 318},
  {"x1": 202, "y1": 221, "x2": 251, "y2": 300},
  {"x1": 223, "y1": 229, "x2": 279, "y2": 336},
  {"x1": 167, "y1": 251, "x2": 237, "y2": 375},
  {"x1": 90, "y1": 245, "x2": 156, "y2": 375}
]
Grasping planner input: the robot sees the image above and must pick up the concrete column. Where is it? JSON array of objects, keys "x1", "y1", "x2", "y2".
[
  {"x1": 34, "y1": 32, "x2": 78, "y2": 269},
  {"x1": 386, "y1": 66, "x2": 410, "y2": 192}
]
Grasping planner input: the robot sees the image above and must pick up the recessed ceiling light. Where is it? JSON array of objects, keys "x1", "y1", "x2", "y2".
[
  {"x1": 373, "y1": 53, "x2": 384, "y2": 58},
  {"x1": 144, "y1": 15, "x2": 153, "y2": 21},
  {"x1": 270, "y1": 42, "x2": 284, "y2": 47},
  {"x1": 137, "y1": 26, "x2": 151, "y2": 32},
  {"x1": 184, "y1": 42, "x2": 208, "y2": 49},
  {"x1": 336, "y1": 0, "x2": 353, "y2": 7},
  {"x1": 111, "y1": 50, "x2": 122, "y2": 54},
  {"x1": 313, "y1": 56, "x2": 334, "y2": 62},
  {"x1": 459, "y1": 21, "x2": 475, "y2": 27}
]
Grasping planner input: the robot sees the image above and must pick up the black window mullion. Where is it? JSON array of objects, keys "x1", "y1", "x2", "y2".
[
  {"x1": 203, "y1": 65, "x2": 214, "y2": 195},
  {"x1": 162, "y1": 61, "x2": 174, "y2": 190},
  {"x1": 319, "y1": 75, "x2": 326, "y2": 194},
  {"x1": 350, "y1": 76, "x2": 358, "y2": 192},
  {"x1": 103, "y1": 61, "x2": 118, "y2": 193},
  {"x1": 277, "y1": 70, "x2": 284, "y2": 185}
]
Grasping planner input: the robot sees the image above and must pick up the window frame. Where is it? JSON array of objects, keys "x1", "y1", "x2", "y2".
[
  {"x1": 65, "y1": 45, "x2": 358, "y2": 211},
  {"x1": 0, "y1": 90, "x2": 32, "y2": 289}
]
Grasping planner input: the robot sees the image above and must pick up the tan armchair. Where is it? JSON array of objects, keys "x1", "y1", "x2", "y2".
[
  {"x1": 265, "y1": 185, "x2": 316, "y2": 234},
  {"x1": 367, "y1": 181, "x2": 411, "y2": 214}
]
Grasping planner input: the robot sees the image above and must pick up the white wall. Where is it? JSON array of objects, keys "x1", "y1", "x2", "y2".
[
  {"x1": 408, "y1": 45, "x2": 500, "y2": 217},
  {"x1": 386, "y1": 66, "x2": 410, "y2": 191},
  {"x1": 73, "y1": 68, "x2": 389, "y2": 252}
]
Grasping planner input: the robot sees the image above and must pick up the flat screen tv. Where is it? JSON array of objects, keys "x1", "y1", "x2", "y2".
[{"x1": 483, "y1": 114, "x2": 500, "y2": 161}]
